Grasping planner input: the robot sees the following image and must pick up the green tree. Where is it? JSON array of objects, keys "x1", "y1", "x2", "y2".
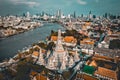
[{"x1": 37, "y1": 42, "x2": 47, "y2": 49}]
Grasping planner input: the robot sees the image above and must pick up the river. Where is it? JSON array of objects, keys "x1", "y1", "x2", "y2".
[{"x1": 0, "y1": 23, "x2": 64, "y2": 62}]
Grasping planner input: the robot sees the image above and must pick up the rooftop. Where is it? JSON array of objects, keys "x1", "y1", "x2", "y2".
[
  {"x1": 75, "y1": 72, "x2": 99, "y2": 80},
  {"x1": 51, "y1": 36, "x2": 58, "y2": 41},
  {"x1": 64, "y1": 36, "x2": 77, "y2": 43},
  {"x1": 94, "y1": 48, "x2": 120, "y2": 58},
  {"x1": 83, "y1": 65, "x2": 95, "y2": 75},
  {"x1": 87, "y1": 55, "x2": 117, "y2": 70},
  {"x1": 95, "y1": 67, "x2": 117, "y2": 80},
  {"x1": 32, "y1": 51, "x2": 39, "y2": 57}
]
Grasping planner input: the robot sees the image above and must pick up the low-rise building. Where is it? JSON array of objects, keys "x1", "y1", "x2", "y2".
[
  {"x1": 86, "y1": 54, "x2": 118, "y2": 80},
  {"x1": 63, "y1": 36, "x2": 77, "y2": 46},
  {"x1": 80, "y1": 38, "x2": 94, "y2": 54},
  {"x1": 32, "y1": 51, "x2": 39, "y2": 59},
  {"x1": 30, "y1": 70, "x2": 49, "y2": 80},
  {"x1": 75, "y1": 72, "x2": 99, "y2": 80},
  {"x1": 95, "y1": 67, "x2": 118, "y2": 80},
  {"x1": 50, "y1": 35, "x2": 77, "y2": 47}
]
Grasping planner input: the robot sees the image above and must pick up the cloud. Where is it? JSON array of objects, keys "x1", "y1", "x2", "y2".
[
  {"x1": 77, "y1": 0, "x2": 87, "y2": 5},
  {"x1": 9, "y1": 0, "x2": 40, "y2": 7},
  {"x1": 95, "y1": 0, "x2": 99, "y2": 3}
]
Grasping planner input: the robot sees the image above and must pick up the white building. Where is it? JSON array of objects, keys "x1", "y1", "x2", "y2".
[
  {"x1": 47, "y1": 29, "x2": 69, "y2": 70},
  {"x1": 36, "y1": 48, "x2": 45, "y2": 65},
  {"x1": 68, "y1": 56, "x2": 74, "y2": 68},
  {"x1": 98, "y1": 41, "x2": 109, "y2": 48}
]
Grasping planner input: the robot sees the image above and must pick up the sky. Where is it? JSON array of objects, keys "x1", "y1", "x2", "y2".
[{"x1": 0, "y1": 0, "x2": 120, "y2": 16}]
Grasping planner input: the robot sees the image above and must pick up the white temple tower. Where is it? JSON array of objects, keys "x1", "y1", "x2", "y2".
[
  {"x1": 47, "y1": 29, "x2": 69, "y2": 70},
  {"x1": 68, "y1": 56, "x2": 74, "y2": 68},
  {"x1": 37, "y1": 48, "x2": 45, "y2": 65},
  {"x1": 74, "y1": 47, "x2": 80, "y2": 62}
]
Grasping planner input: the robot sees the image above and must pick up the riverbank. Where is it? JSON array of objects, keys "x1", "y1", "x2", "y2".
[
  {"x1": 0, "y1": 22, "x2": 43, "y2": 39},
  {"x1": 0, "y1": 23, "x2": 64, "y2": 62},
  {"x1": 0, "y1": 23, "x2": 43, "y2": 40}
]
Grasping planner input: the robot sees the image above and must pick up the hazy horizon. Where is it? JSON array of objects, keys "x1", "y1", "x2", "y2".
[{"x1": 0, "y1": 0, "x2": 120, "y2": 16}]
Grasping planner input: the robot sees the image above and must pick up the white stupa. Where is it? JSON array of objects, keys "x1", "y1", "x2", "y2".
[
  {"x1": 37, "y1": 48, "x2": 45, "y2": 65},
  {"x1": 47, "y1": 29, "x2": 69, "y2": 70}
]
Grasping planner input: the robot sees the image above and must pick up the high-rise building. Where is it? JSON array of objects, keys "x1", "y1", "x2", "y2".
[
  {"x1": 26, "y1": 11, "x2": 30, "y2": 18},
  {"x1": 88, "y1": 11, "x2": 92, "y2": 20},
  {"x1": 56, "y1": 9, "x2": 61, "y2": 18},
  {"x1": 73, "y1": 11, "x2": 76, "y2": 18}
]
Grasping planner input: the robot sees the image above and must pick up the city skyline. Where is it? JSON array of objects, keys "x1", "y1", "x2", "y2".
[
  {"x1": 0, "y1": 1, "x2": 120, "y2": 79},
  {"x1": 0, "y1": 0, "x2": 120, "y2": 16}
]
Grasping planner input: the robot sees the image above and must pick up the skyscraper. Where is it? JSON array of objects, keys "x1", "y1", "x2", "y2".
[
  {"x1": 26, "y1": 11, "x2": 30, "y2": 18},
  {"x1": 88, "y1": 11, "x2": 92, "y2": 20},
  {"x1": 73, "y1": 11, "x2": 76, "y2": 18},
  {"x1": 56, "y1": 9, "x2": 61, "y2": 18}
]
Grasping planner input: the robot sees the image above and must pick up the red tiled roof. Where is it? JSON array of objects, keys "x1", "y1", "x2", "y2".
[
  {"x1": 32, "y1": 51, "x2": 39, "y2": 57},
  {"x1": 36, "y1": 74, "x2": 47, "y2": 80},
  {"x1": 76, "y1": 73, "x2": 98, "y2": 80},
  {"x1": 95, "y1": 67, "x2": 117, "y2": 80},
  {"x1": 64, "y1": 36, "x2": 76, "y2": 43},
  {"x1": 51, "y1": 36, "x2": 58, "y2": 41}
]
